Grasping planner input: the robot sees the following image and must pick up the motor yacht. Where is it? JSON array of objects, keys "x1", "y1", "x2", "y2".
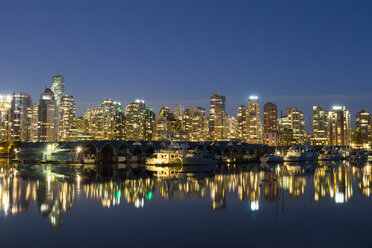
[
  {"x1": 318, "y1": 146, "x2": 342, "y2": 161},
  {"x1": 283, "y1": 146, "x2": 318, "y2": 162}
]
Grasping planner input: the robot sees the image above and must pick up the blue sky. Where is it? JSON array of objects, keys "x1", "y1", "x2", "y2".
[{"x1": 1, "y1": 0, "x2": 371, "y2": 127}]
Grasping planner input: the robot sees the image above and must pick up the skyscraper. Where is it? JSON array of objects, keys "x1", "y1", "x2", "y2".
[
  {"x1": 312, "y1": 105, "x2": 328, "y2": 146},
  {"x1": 0, "y1": 95, "x2": 12, "y2": 142},
  {"x1": 173, "y1": 104, "x2": 184, "y2": 120},
  {"x1": 237, "y1": 105, "x2": 247, "y2": 142},
  {"x1": 328, "y1": 106, "x2": 351, "y2": 146},
  {"x1": 51, "y1": 75, "x2": 64, "y2": 106},
  {"x1": 10, "y1": 93, "x2": 32, "y2": 142},
  {"x1": 183, "y1": 107, "x2": 208, "y2": 141},
  {"x1": 263, "y1": 102, "x2": 277, "y2": 146},
  {"x1": 209, "y1": 93, "x2": 227, "y2": 141},
  {"x1": 59, "y1": 95, "x2": 76, "y2": 141},
  {"x1": 355, "y1": 109, "x2": 370, "y2": 145},
  {"x1": 286, "y1": 107, "x2": 306, "y2": 143},
  {"x1": 247, "y1": 96, "x2": 262, "y2": 144},
  {"x1": 38, "y1": 88, "x2": 58, "y2": 142},
  {"x1": 124, "y1": 100, "x2": 147, "y2": 140}
]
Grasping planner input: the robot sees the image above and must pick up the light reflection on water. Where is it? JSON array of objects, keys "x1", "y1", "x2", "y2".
[{"x1": 1, "y1": 159, "x2": 372, "y2": 246}]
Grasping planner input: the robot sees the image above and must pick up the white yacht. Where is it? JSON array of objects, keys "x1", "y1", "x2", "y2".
[
  {"x1": 260, "y1": 153, "x2": 284, "y2": 163},
  {"x1": 318, "y1": 146, "x2": 342, "y2": 161},
  {"x1": 181, "y1": 150, "x2": 217, "y2": 165},
  {"x1": 283, "y1": 146, "x2": 318, "y2": 162}
]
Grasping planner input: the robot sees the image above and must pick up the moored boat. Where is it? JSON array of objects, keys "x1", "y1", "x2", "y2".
[
  {"x1": 284, "y1": 146, "x2": 318, "y2": 162},
  {"x1": 318, "y1": 146, "x2": 342, "y2": 161}
]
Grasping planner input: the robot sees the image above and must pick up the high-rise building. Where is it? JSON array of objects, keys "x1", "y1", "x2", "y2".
[
  {"x1": 124, "y1": 100, "x2": 147, "y2": 140},
  {"x1": 173, "y1": 104, "x2": 184, "y2": 120},
  {"x1": 247, "y1": 96, "x2": 262, "y2": 144},
  {"x1": 312, "y1": 105, "x2": 328, "y2": 146},
  {"x1": 227, "y1": 116, "x2": 237, "y2": 140},
  {"x1": 355, "y1": 109, "x2": 370, "y2": 145},
  {"x1": 263, "y1": 102, "x2": 277, "y2": 146},
  {"x1": 209, "y1": 93, "x2": 227, "y2": 141},
  {"x1": 154, "y1": 106, "x2": 177, "y2": 141},
  {"x1": 144, "y1": 107, "x2": 155, "y2": 141},
  {"x1": 38, "y1": 89, "x2": 58, "y2": 142},
  {"x1": 328, "y1": 106, "x2": 351, "y2": 146},
  {"x1": 10, "y1": 93, "x2": 32, "y2": 142},
  {"x1": 183, "y1": 107, "x2": 208, "y2": 141},
  {"x1": 51, "y1": 75, "x2": 64, "y2": 106},
  {"x1": 286, "y1": 107, "x2": 306, "y2": 144},
  {"x1": 278, "y1": 116, "x2": 293, "y2": 146},
  {"x1": 0, "y1": 95, "x2": 12, "y2": 142},
  {"x1": 237, "y1": 105, "x2": 247, "y2": 142},
  {"x1": 31, "y1": 103, "x2": 39, "y2": 142},
  {"x1": 59, "y1": 95, "x2": 76, "y2": 141}
]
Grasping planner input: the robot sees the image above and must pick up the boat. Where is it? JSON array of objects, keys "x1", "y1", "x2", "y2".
[
  {"x1": 283, "y1": 146, "x2": 318, "y2": 162},
  {"x1": 145, "y1": 143, "x2": 189, "y2": 166},
  {"x1": 318, "y1": 146, "x2": 342, "y2": 161},
  {"x1": 260, "y1": 154, "x2": 284, "y2": 163},
  {"x1": 349, "y1": 149, "x2": 368, "y2": 163},
  {"x1": 180, "y1": 150, "x2": 217, "y2": 166}
]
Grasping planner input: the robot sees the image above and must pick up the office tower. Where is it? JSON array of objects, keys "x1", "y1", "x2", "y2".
[
  {"x1": 38, "y1": 88, "x2": 58, "y2": 142},
  {"x1": 51, "y1": 75, "x2": 64, "y2": 106},
  {"x1": 10, "y1": 93, "x2": 32, "y2": 142},
  {"x1": 124, "y1": 100, "x2": 147, "y2": 140},
  {"x1": 183, "y1": 107, "x2": 208, "y2": 141},
  {"x1": 31, "y1": 103, "x2": 39, "y2": 142},
  {"x1": 113, "y1": 102, "x2": 125, "y2": 140},
  {"x1": 0, "y1": 95, "x2": 12, "y2": 142},
  {"x1": 237, "y1": 105, "x2": 247, "y2": 142},
  {"x1": 312, "y1": 105, "x2": 328, "y2": 146},
  {"x1": 59, "y1": 95, "x2": 76, "y2": 141},
  {"x1": 278, "y1": 115, "x2": 293, "y2": 146},
  {"x1": 209, "y1": 93, "x2": 227, "y2": 141},
  {"x1": 328, "y1": 106, "x2": 351, "y2": 146},
  {"x1": 154, "y1": 106, "x2": 177, "y2": 141},
  {"x1": 227, "y1": 116, "x2": 237, "y2": 140},
  {"x1": 355, "y1": 109, "x2": 370, "y2": 145},
  {"x1": 247, "y1": 96, "x2": 262, "y2": 144},
  {"x1": 263, "y1": 102, "x2": 277, "y2": 146},
  {"x1": 144, "y1": 107, "x2": 155, "y2": 141},
  {"x1": 173, "y1": 104, "x2": 184, "y2": 120},
  {"x1": 286, "y1": 107, "x2": 306, "y2": 143}
]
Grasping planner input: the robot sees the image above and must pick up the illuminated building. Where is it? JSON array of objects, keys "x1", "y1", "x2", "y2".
[
  {"x1": 154, "y1": 106, "x2": 177, "y2": 141},
  {"x1": 173, "y1": 104, "x2": 184, "y2": 120},
  {"x1": 247, "y1": 96, "x2": 262, "y2": 144},
  {"x1": 286, "y1": 107, "x2": 306, "y2": 144},
  {"x1": 227, "y1": 116, "x2": 237, "y2": 140},
  {"x1": 124, "y1": 100, "x2": 154, "y2": 141},
  {"x1": 31, "y1": 103, "x2": 39, "y2": 142},
  {"x1": 59, "y1": 95, "x2": 76, "y2": 141},
  {"x1": 237, "y1": 105, "x2": 247, "y2": 142},
  {"x1": 38, "y1": 88, "x2": 58, "y2": 142},
  {"x1": 355, "y1": 109, "x2": 370, "y2": 145},
  {"x1": 10, "y1": 92, "x2": 32, "y2": 142},
  {"x1": 0, "y1": 95, "x2": 12, "y2": 142},
  {"x1": 182, "y1": 107, "x2": 208, "y2": 141},
  {"x1": 278, "y1": 116, "x2": 293, "y2": 146},
  {"x1": 263, "y1": 102, "x2": 277, "y2": 146},
  {"x1": 84, "y1": 99, "x2": 124, "y2": 140},
  {"x1": 312, "y1": 105, "x2": 328, "y2": 146},
  {"x1": 328, "y1": 106, "x2": 351, "y2": 146},
  {"x1": 51, "y1": 75, "x2": 64, "y2": 106},
  {"x1": 209, "y1": 93, "x2": 228, "y2": 141}
]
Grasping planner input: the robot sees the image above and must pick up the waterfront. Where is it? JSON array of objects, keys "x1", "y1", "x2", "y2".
[{"x1": 1, "y1": 160, "x2": 372, "y2": 247}]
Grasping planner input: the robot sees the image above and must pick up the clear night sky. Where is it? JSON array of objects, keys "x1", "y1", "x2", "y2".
[{"x1": 1, "y1": 0, "x2": 371, "y2": 127}]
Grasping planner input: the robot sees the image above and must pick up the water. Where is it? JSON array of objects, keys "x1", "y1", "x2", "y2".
[{"x1": 1, "y1": 159, "x2": 372, "y2": 248}]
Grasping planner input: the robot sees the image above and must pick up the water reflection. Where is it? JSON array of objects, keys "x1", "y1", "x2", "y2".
[{"x1": 1, "y1": 159, "x2": 372, "y2": 230}]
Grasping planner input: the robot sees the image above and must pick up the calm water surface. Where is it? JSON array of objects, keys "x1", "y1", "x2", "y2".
[{"x1": 1, "y1": 159, "x2": 372, "y2": 248}]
